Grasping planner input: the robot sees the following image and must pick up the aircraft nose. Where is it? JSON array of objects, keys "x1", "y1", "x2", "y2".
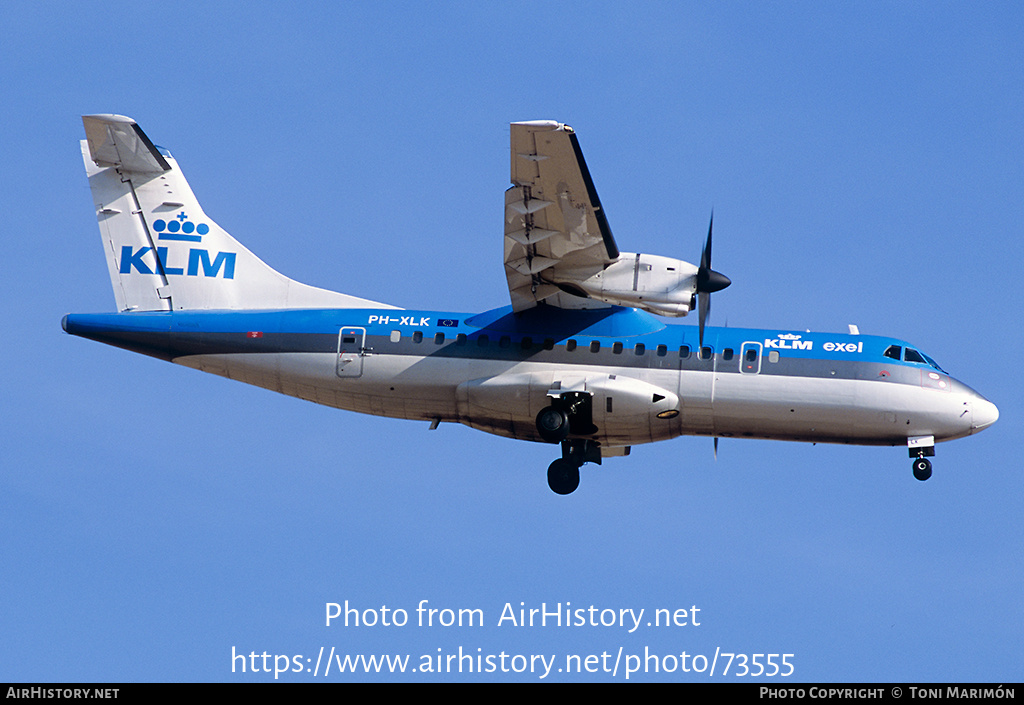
[{"x1": 972, "y1": 397, "x2": 999, "y2": 433}]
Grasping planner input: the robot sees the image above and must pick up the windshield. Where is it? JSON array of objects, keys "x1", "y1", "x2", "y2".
[
  {"x1": 883, "y1": 344, "x2": 946, "y2": 373},
  {"x1": 921, "y1": 352, "x2": 946, "y2": 373}
]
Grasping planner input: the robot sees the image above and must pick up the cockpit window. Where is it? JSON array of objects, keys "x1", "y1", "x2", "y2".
[
  {"x1": 904, "y1": 348, "x2": 927, "y2": 364},
  {"x1": 922, "y1": 353, "x2": 946, "y2": 373},
  {"x1": 884, "y1": 344, "x2": 946, "y2": 372}
]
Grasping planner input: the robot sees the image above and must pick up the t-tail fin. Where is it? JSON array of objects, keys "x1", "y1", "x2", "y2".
[{"x1": 81, "y1": 114, "x2": 396, "y2": 312}]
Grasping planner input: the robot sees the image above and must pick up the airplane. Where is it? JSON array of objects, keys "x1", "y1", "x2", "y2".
[{"x1": 63, "y1": 115, "x2": 998, "y2": 494}]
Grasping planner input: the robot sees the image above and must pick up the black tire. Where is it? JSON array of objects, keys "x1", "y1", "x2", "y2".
[
  {"x1": 547, "y1": 458, "x2": 580, "y2": 495},
  {"x1": 912, "y1": 457, "x2": 932, "y2": 481},
  {"x1": 536, "y1": 406, "x2": 570, "y2": 443}
]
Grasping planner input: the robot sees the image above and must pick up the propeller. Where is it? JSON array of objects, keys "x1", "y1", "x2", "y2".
[
  {"x1": 696, "y1": 212, "x2": 731, "y2": 349},
  {"x1": 698, "y1": 212, "x2": 730, "y2": 464}
]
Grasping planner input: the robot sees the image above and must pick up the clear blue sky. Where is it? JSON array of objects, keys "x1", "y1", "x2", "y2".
[{"x1": 2, "y1": 1, "x2": 1020, "y2": 682}]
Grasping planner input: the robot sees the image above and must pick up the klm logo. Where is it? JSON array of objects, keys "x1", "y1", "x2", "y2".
[
  {"x1": 764, "y1": 333, "x2": 813, "y2": 351},
  {"x1": 153, "y1": 212, "x2": 208, "y2": 242},
  {"x1": 119, "y1": 212, "x2": 235, "y2": 279}
]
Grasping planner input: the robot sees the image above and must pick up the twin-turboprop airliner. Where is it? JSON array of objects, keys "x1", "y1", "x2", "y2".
[{"x1": 63, "y1": 115, "x2": 998, "y2": 494}]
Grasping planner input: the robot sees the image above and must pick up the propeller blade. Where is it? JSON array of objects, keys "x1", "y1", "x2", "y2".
[
  {"x1": 700, "y1": 212, "x2": 713, "y2": 271},
  {"x1": 695, "y1": 211, "x2": 731, "y2": 349},
  {"x1": 699, "y1": 288, "x2": 710, "y2": 349}
]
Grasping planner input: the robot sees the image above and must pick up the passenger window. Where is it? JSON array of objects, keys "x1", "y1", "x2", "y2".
[
  {"x1": 499, "y1": 336, "x2": 510, "y2": 348},
  {"x1": 521, "y1": 337, "x2": 533, "y2": 349},
  {"x1": 634, "y1": 343, "x2": 645, "y2": 355},
  {"x1": 390, "y1": 330, "x2": 401, "y2": 343},
  {"x1": 434, "y1": 332, "x2": 445, "y2": 344},
  {"x1": 746, "y1": 348, "x2": 758, "y2": 362},
  {"x1": 456, "y1": 333, "x2": 467, "y2": 346},
  {"x1": 413, "y1": 331, "x2": 423, "y2": 343},
  {"x1": 679, "y1": 345, "x2": 691, "y2": 358},
  {"x1": 566, "y1": 339, "x2": 577, "y2": 352},
  {"x1": 883, "y1": 345, "x2": 901, "y2": 360},
  {"x1": 904, "y1": 348, "x2": 927, "y2": 363},
  {"x1": 700, "y1": 346, "x2": 713, "y2": 360},
  {"x1": 612, "y1": 342, "x2": 623, "y2": 354},
  {"x1": 477, "y1": 334, "x2": 489, "y2": 347},
  {"x1": 590, "y1": 341, "x2": 601, "y2": 353},
  {"x1": 543, "y1": 338, "x2": 554, "y2": 350},
  {"x1": 656, "y1": 344, "x2": 667, "y2": 357},
  {"x1": 723, "y1": 348, "x2": 734, "y2": 361},
  {"x1": 768, "y1": 351, "x2": 780, "y2": 363}
]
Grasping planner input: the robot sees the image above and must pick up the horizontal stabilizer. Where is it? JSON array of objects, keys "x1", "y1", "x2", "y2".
[{"x1": 83, "y1": 115, "x2": 170, "y2": 173}]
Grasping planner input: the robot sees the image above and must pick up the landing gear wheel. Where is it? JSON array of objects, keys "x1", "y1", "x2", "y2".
[
  {"x1": 547, "y1": 458, "x2": 580, "y2": 495},
  {"x1": 536, "y1": 406, "x2": 570, "y2": 443},
  {"x1": 912, "y1": 457, "x2": 932, "y2": 481}
]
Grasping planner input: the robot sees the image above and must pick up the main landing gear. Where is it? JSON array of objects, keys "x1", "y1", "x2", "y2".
[
  {"x1": 537, "y1": 395, "x2": 599, "y2": 495},
  {"x1": 536, "y1": 406, "x2": 571, "y2": 444},
  {"x1": 547, "y1": 456, "x2": 580, "y2": 495},
  {"x1": 546, "y1": 439, "x2": 602, "y2": 495}
]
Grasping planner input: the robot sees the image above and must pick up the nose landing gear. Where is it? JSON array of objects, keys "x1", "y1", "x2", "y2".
[
  {"x1": 908, "y1": 436, "x2": 935, "y2": 481},
  {"x1": 912, "y1": 457, "x2": 933, "y2": 482}
]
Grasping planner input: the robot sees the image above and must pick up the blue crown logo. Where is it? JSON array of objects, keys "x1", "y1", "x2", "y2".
[{"x1": 153, "y1": 212, "x2": 209, "y2": 242}]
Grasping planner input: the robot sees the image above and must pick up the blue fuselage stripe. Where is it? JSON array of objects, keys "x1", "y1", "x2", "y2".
[{"x1": 61, "y1": 305, "x2": 949, "y2": 386}]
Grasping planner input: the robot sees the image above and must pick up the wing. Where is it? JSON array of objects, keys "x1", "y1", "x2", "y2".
[{"x1": 504, "y1": 121, "x2": 620, "y2": 312}]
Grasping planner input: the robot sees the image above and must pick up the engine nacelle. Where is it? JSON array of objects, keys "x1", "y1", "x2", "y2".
[{"x1": 549, "y1": 253, "x2": 699, "y2": 317}]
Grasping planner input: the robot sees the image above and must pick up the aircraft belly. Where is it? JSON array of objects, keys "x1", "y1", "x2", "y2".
[
  {"x1": 175, "y1": 352, "x2": 464, "y2": 420},
  {"x1": 176, "y1": 349, "x2": 697, "y2": 446},
  {"x1": 172, "y1": 349, "x2": 977, "y2": 447}
]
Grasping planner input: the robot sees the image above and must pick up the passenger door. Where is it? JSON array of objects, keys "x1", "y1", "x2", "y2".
[{"x1": 336, "y1": 327, "x2": 366, "y2": 378}]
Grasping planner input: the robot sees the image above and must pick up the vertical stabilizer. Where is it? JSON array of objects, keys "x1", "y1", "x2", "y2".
[{"x1": 81, "y1": 114, "x2": 396, "y2": 312}]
